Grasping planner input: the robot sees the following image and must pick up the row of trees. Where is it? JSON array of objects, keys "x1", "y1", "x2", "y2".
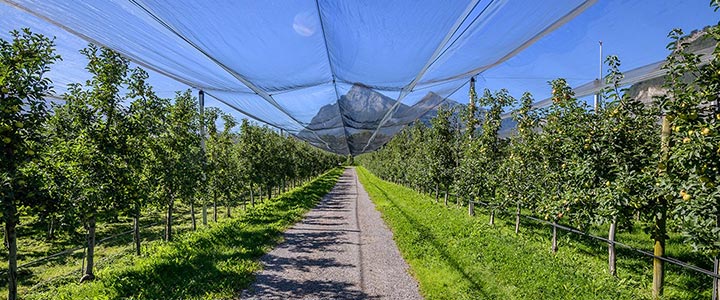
[
  {"x1": 1, "y1": 29, "x2": 340, "y2": 300},
  {"x1": 357, "y1": 26, "x2": 720, "y2": 299}
]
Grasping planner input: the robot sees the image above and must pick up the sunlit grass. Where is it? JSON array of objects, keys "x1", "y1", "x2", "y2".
[{"x1": 356, "y1": 166, "x2": 712, "y2": 300}]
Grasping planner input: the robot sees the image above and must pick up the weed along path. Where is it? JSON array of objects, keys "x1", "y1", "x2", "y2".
[{"x1": 241, "y1": 168, "x2": 422, "y2": 299}]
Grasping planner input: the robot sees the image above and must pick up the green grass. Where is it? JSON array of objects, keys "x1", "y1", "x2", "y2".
[
  {"x1": 17, "y1": 168, "x2": 342, "y2": 300},
  {"x1": 4, "y1": 204, "x2": 238, "y2": 298},
  {"x1": 355, "y1": 166, "x2": 712, "y2": 300}
]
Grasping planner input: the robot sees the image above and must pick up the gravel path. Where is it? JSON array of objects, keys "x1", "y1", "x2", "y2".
[{"x1": 240, "y1": 168, "x2": 422, "y2": 300}]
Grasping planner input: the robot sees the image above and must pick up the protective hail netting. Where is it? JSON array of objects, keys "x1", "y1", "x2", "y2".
[
  {"x1": 4, "y1": 1, "x2": 711, "y2": 156},
  {"x1": 0, "y1": 0, "x2": 599, "y2": 155}
]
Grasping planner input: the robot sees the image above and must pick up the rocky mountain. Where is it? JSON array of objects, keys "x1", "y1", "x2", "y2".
[
  {"x1": 299, "y1": 84, "x2": 460, "y2": 155},
  {"x1": 627, "y1": 27, "x2": 716, "y2": 104}
]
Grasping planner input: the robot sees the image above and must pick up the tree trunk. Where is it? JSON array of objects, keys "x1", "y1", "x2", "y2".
[
  {"x1": 165, "y1": 196, "x2": 174, "y2": 242},
  {"x1": 226, "y1": 204, "x2": 231, "y2": 218},
  {"x1": 608, "y1": 215, "x2": 618, "y2": 277},
  {"x1": 514, "y1": 203, "x2": 521, "y2": 234},
  {"x1": 190, "y1": 202, "x2": 196, "y2": 231},
  {"x1": 551, "y1": 221, "x2": 558, "y2": 253},
  {"x1": 468, "y1": 200, "x2": 475, "y2": 216},
  {"x1": 213, "y1": 190, "x2": 218, "y2": 222},
  {"x1": 250, "y1": 186, "x2": 255, "y2": 207},
  {"x1": 202, "y1": 203, "x2": 207, "y2": 226},
  {"x1": 267, "y1": 186, "x2": 272, "y2": 200},
  {"x1": 444, "y1": 189, "x2": 449, "y2": 206},
  {"x1": 435, "y1": 183, "x2": 439, "y2": 203},
  {"x1": 81, "y1": 215, "x2": 96, "y2": 282},
  {"x1": 489, "y1": 210, "x2": 495, "y2": 226},
  {"x1": 6, "y1": 208, "x2": 18, "y2": 300},
  {"x1": 133, "y1": 214, "x2": 141, "y2": 256}
]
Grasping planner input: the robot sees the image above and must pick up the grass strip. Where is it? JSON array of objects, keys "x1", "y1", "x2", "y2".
[
  {"x1": 32, "y1": 168, "x2": 343, "y2": 300},
  {"x1": 356, "y1": 166, "x2": 667, "y2": 300}
]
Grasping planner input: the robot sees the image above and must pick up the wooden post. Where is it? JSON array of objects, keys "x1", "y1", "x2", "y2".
[
  {"x1": 250, "y1": 185, "x2": 255, "y2": 207},
  {"x1": 551, "y1": 221, "x2": 558, "y2": 253},
  {"x1": 608, "y1": 215, "x2": 617, "y2": 277},
  {"x1": 81, "y1": 216, "x2": 96, "y2": 282},
  {"x1": 133, "y1": 215, "x2": 141, "y2": 256},
  {"x1": 653, "y1": 115, "x2": 671, "y2": 299},
  {"x1": 468, "y1": 200, "x2": 475, "y2": 216},
  {"x1": 190, "y1": 202, "x2": 196, "y2": 231},
  {"x1": 165, "y1": 198, "x2": 174, "y2": 242},
  {"x1": 199, "y1": 90, "x2": 208, "y2": 226},
  {"x1": 514, "y1": 203, "x2": 521, "y2": 234},
  {"x1": 714, "y1": 207, "x2": 720, "y2": 300},
  {"x1": 713, "y1": 257, "x2": 719, "y2": 300}
]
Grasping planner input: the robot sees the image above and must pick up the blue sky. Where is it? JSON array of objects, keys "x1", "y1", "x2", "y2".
[{"x1": 470, "y1": 0, "x2": 719, "y2": 106}]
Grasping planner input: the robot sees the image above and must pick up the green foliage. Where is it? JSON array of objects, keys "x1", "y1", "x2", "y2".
[
  {"x1": 501, "y1": 92, "x2": 542, "y2": 213},
  {"x1": 33, "y1": 169, "x2": 342, "y2": 300},
  {"x1": 593, "y1": 56, "x2": 658, "y2": 226},
  {"x1": 153, "y1": 89, "x2": 203, "y2": 206},
  {"x1": 46, "y1": 44, "x2": 131, "y2": 222},
  {"x1": 428, "y1": 105, "x2": 458, "y2": 195},
  {"x1": 0, "y1": 27, "x2": 59, "y2": 300},
  {"x1": 0, "y1": 27, "x2": 59, "y2": 214},
  {"x1": 658, "y1": 27, "x2": 720, "y2": 257}
]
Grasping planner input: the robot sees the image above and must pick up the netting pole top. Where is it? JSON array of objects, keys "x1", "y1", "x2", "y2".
[{"x1": 594, "y1": 40, "x2": 603, "y2": 113}]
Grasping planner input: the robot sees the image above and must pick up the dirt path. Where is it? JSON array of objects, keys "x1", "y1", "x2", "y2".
[{"x1": 240, "y1": 168, "x2": 422, "y2": 299}]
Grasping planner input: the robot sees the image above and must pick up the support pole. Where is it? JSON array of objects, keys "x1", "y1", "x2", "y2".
[
  {"x1": 199, "y1": 90, "x2": 208, "y2": 226},
  {"x1": 712, "y1": 257, "x2": 718, "y2": 300},
  {"x1": 594, "y1": 40, "x2": 603, "y2": 113}
]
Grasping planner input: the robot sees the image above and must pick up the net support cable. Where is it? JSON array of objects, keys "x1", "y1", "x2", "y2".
[
  {"x1": 422, "y1": 0, "x2": 598, "y2": 86},
  {"x1": 2, "y1": 0, "x2": 318, "y2": 143},
  {"x1": 361, "y1": 0, "x2": 483, "y2": 152},
  {"x1": 127, "y1": 0, "x2": 334, "y2": 149},
  {"x1": 498, "y1": 43, "x2": 716, "y2": 121},
  {"x1": 363, "y1": 0, "x2": 597, "y2": 152},
  {"x1": 315, "y1": 0, "x2": 351, "y2": 155}
]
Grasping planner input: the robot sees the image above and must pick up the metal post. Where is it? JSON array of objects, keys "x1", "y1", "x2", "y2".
[
  {"x1": 594, "y1": 41, "x2": 603, "y2": 113},
  {"x1": 713, "y1": 257, "x2": 718, "y2": 300},
  {"x1": 199, "y1": 90, "x2": 208, "y2": 226}
]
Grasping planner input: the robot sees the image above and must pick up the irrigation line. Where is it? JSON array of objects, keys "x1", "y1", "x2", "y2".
[
  {"x1": 0, "y1": 222, "x2": 160, "y2": 276},
  {"x1": 465, "y1": 199, "x2": 720, "y2": 279}
]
